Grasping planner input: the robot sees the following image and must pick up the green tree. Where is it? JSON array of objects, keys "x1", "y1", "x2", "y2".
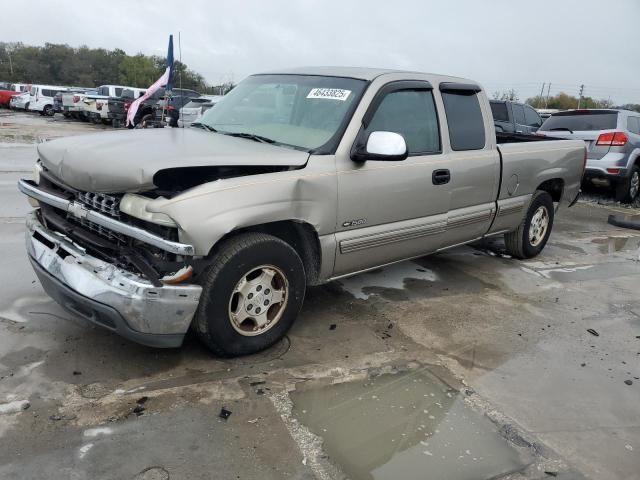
[
  {"x1": 0, "y1": 41, "x2": 208, "y2": 92},
  {"x1": 525, "y1": 92, "x2": 615, "y2": 110},
  {"x1": 492, "y1": 89, "x2": 519, "y2": 102}
]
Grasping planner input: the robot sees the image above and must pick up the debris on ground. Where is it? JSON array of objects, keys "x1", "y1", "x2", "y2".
[
  {"x1": 587, "y1": 328, "x2": 599, "y2": 337},
  {"x1": 249, "y1": 381, "x2": 266, "y2": 386},
  {"x1": 0, "y1": 400, "x2": 31, "y2": 415},
  {"x1": 72, "y1": 371, "x2": 82, "y2": 375},
  {"x1": 49, "y1": 414, "x2": 62, "y2": 421},
  {"x1": 624, "y1": 380, "x2": 633, "y2": 386},
  {"x1": 136, "y1": 396, "x2": 149, "y2": 405},
  {"x1": 219, "y1": 408, "x2": 232, "y2": 420},
  {"x1": 544, "y1": 472, "x2": 558, "y2": 477},
  {"x1": 329, "y1": 324, "x2": 337, "y2": 330},
  {"x1": 133, "y1": 405, "x2": 146, "y2": 416}
]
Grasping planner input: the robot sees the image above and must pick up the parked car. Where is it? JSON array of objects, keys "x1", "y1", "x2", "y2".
[
  {"x1": 9, "y1": 91, "x2": 31, "y2": 110},
  {"x1": 106, "y1": 88, "x2": 146, "y2": 128},
  {"x1": 153, "y1": 88, "x2": 201, "y2": 127},
  {"x1": 28, "y1": 85, "x2": 69, "y2": 116},
  {"x1": 538, "y1": 109, "x2": 640, "y2": 203},
  {"x1": 124, "y1": 87, "x2": 167, "y2": 127},
  {"x1": 0, "y1": 83, "x2": 29, "y2": 107},
  {"x1": 18, "y1": 67, "x2": 585, "y2": 356},
  {"x1": 490, "y1": 100, "x2": 543, "y2": 134},
  {"x1": 178, "y1": 95, "x2": 223, "y2": 127},
  {"x1": 61, "y1": 89, "x2": 96, "y2": 119},
  {"x1": 83, "y1": 85, "x2": 141, "y2": 124}
]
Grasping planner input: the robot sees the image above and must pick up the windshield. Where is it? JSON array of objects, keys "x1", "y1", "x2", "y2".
[
  {"x1": 199, "y1": 74, "x2": 366, "y2": 152},
  {"x1": 540, "y1": 111, "x2": 618, "y2": 132}
]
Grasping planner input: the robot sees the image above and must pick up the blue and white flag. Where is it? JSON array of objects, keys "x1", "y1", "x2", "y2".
[{"x1": 127, "y1": 35, "x2": 174, "y2": 126}]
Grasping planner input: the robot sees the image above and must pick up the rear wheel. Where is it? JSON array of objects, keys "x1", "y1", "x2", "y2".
[
  {"x1": 43, "y1": 105, "x2": 54, "y2": 116},
  {"x1": 504, "y1": 190, "x2": 554, "y2": 259},
  {"x1": 615, "y1": 165, "x2": 640, "y2": 204},
  {"x1": 194, "y1": 233, "x2": 306, "y2": 357},
  {"x1": 135, "y1": 114, "x2": 154, "y2": 129}
]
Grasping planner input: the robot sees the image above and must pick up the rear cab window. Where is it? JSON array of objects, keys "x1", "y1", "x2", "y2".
[
  {"x1": 441, "y1": 84, "x2": 486, "y2": 151},
  {"x1": 540, "y1": 111, "x2": 619, "y2": 132},
  {"x1": 511, "y1": 103, "x2": 526, "y2": 126},
  {"x1": 490, "y1": 102, "x2": 509, "y2": 122}
]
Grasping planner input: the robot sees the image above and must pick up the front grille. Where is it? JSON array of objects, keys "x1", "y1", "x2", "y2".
[
  {"x1": 68, "y1": 191, "x2": 126, "y2": 244},
  {"x1": 77, "y1": 217, "x2": 127, "y2": 244},
  {"x1": 76, "y1": 191, "x2": 121, "y2": 218}
]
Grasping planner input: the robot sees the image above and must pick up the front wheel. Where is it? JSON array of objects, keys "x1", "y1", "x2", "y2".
[
  {"x1": 504, "y1": 190, "x2": 554, "y2": 259},
  {"x1": 43, "y1": 105, "x2": 54, "y2": 116},
  {"x1": 194, "y1": 233, "x2": 306, "y2": 357},
  {"x1": 615, "y1": 166, "x2": 640, "y2": 204}
]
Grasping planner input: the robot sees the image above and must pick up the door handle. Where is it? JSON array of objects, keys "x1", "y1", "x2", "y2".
[{"x1": 432, "y1": 169, "x2": 451, "y2": 185}]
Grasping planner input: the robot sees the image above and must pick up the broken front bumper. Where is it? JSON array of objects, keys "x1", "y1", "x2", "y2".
[{"x1": 26, "y1": 212, "x2": 202, "y2": 348}]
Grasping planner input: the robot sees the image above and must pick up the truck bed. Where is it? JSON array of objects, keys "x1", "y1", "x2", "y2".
[{"x1": 496, "y1": 131, "x2": 561, "y2": 144}]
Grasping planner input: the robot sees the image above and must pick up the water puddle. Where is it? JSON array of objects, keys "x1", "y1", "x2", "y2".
[
  {"x1": 338, "y1": 262, "x2": 438, "y2": 300},
  {"x1": 591, "y1": 235, "x2": 640, "y2": 254},
  {"x1": 291, "y1": 370, "x2": 527, "y2": 480}
]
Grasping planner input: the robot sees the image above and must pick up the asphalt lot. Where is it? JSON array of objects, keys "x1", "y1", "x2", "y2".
[{"x1": 0, "y1": 110, "x2": 639, "y2": 480}]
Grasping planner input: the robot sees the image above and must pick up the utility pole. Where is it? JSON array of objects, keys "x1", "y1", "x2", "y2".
[
  {"x1": 539, "y1": 83, "x2": 545, "y2": 107},
  {"x1": 7, "y1": 48, "x2": 13, "y2": 76},
  {"x1": 545, "y1": 83, "x2": 552, "y2": 108},
  {"x1": 578, "y1": 84, "x2": 584, "y2": 109}
]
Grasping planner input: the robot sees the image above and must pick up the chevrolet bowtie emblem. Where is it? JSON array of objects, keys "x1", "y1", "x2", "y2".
[{"x1": 68, "y1": 202, "x2": 89, "y2": 219}]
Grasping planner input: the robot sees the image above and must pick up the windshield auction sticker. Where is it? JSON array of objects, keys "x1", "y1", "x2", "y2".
[{"x1": 307, "y1": 88, "x2": 351, "y2": 101}]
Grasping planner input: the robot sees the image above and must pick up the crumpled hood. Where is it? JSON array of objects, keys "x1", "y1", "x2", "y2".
[{"x1": 37, "y1": 128, "x2": 310, "y2": 192}]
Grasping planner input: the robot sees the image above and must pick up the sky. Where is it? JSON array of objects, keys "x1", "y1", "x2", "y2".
[{"x1": 4, "y1": 0, "x2": 640, "y2": 104}]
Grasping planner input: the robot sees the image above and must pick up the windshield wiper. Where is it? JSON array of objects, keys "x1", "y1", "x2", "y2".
[
  {"x1": 224, "y1": 132, "x2": 276, "y2": 144},
  {"x1": 191, "y1": 122, "x2": 217, "y2": 132},
  {"x1": 549, "y1": 127, "x2": 574, "y2": 134}
]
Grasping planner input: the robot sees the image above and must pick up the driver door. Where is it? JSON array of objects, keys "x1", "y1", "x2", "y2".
[{"x1": 334, "y1": 82, "x2": 451, "y2": 276}]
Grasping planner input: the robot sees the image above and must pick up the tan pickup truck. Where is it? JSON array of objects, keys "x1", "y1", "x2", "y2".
[{"x1": 18, "y1": 67, "x2": 585, "y2": 356}]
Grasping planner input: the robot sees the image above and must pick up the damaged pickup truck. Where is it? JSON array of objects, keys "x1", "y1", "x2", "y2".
[{"x1": 18, "y1": 67, "x2": 586, "y2": 356}]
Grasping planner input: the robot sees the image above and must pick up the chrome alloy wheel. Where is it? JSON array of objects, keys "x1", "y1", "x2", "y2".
[
  {"x1": 529, "y1": 206, "x2": 549, "y2": 247},
  {"x1": 228, "y1": 265, "x2": 289, "y2": 336}
]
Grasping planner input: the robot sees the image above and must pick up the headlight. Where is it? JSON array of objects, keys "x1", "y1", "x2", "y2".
[{"x1": 119, "y1": 193, "x2": 178, "y2": 227}]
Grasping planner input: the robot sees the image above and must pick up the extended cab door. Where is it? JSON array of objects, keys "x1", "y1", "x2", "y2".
[
  {"x1": 438, "y1": 84, "x2": 500, "y2": 247},
  {"x1": 333, "y1": 81, "x2": 451, "y2": 276}
]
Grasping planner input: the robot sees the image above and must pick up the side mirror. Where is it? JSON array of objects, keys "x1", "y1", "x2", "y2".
[{"x1": 352, "y1": 131, "x2": 408, "y2": 162}]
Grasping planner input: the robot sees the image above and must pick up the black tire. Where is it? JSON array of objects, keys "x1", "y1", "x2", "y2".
[
  {"x1": 135, "y1": 113, "x2": 155, "y2": 129},
  {"x1": 43, "y1": 105, "x2": 54, "y2": 117},
  {"x1": 194, "y1": 233, "x2": 306, "y2": 357},
  {"x1": 614, "y1": 165, "x2": 640, "y2": 204},
  {"x1": 63, "y1": 112, "x2": 71, "y2": 118},
  {"x1": 504, "y1": 190, "x2": 554, "y2": 259}
]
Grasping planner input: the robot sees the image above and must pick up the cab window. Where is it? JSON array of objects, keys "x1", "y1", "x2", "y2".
[
  {"x1": 442, "y1": 91, "x2": 486, "y2": 151},
  {"x1": 524, "y1": 105, "x2": 542, "y2": 127},
  {"x1": 365, "y1": 89, "x2": 440, "y2": 155}
]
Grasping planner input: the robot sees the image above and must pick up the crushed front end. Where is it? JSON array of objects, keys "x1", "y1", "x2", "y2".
[{"x1": 18, "y1": 166, "x2": 202, "y2": 348}]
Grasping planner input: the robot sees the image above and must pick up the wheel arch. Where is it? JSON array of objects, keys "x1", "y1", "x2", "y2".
[
  {"x1": 206, "y1": 220, "x2": 322, "y2": 286},
  {"x1": 536, "y1": 178, "x2": 564, "y2": 202}
]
